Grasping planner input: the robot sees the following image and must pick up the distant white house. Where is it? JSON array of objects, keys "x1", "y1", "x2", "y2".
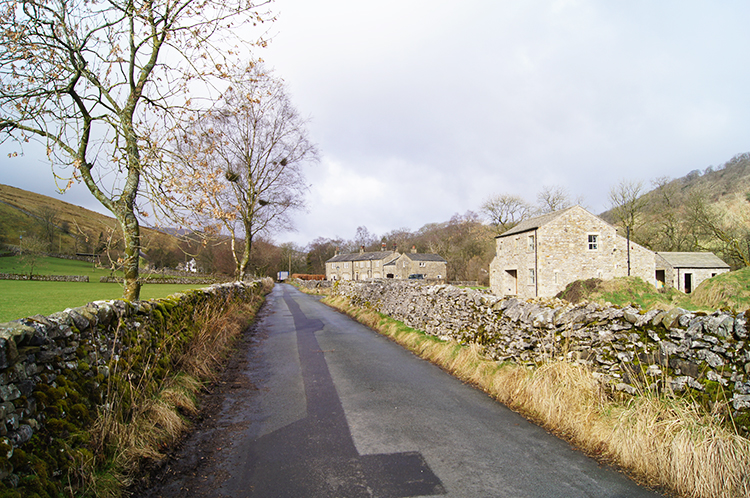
[{"x1": 178, "y1": 258, "x2": 198, "y2": 273}]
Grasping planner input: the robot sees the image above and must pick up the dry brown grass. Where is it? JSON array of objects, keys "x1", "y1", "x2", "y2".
[
  {"x1": 323, "y1": 295, "x2": 750, "y2": 498},
  {"x1": 84, "y1": 292, "x2": 266, "y2": 497}
]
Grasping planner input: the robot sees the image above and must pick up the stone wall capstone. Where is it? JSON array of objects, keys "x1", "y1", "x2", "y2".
[{"x1": 330, "y1": 280, "x2": 750, "y2": 412}]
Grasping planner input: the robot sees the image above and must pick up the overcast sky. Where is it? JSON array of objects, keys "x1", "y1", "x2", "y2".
[{"x1": 3, "y1": 0, "x2": 750, "y2": 248}]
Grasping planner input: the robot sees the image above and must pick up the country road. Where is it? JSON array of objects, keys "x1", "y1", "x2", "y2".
[{"x1": 136, "y1": 284, "x2": 665, "y2": 498}]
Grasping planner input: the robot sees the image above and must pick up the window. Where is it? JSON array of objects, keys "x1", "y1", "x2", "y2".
[
  {"x1": 528, "y1": 235, "x2": 535, "y2": 252},
  {"x1": 529, "y1": 268, "x2": 535, "y2": 285},
  {"x1": 419, "y1": 262, "x2": 426, "y2": 267},
  {"x1": 588, "y1": 234, "x2": 599, "y2": 250}
]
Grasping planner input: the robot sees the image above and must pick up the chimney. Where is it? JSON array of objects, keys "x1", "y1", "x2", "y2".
[
  {"x1": 334, "y1": 246, "x2": 339, "y2": 256},
  {"x1": 381, "y1": 242, "x2": 386, "y2": 251},
  {"x1": 393, "y1": 243, "x2": 397, "y2": 252},
  {"x1": 411, "y1": 245, "x2": 417, "y2": 254},
  {"x1": 360, "y1": 245, "x2": 365, "y2": 254}
]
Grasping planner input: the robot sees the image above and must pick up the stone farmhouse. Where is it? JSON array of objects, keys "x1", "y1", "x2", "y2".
[
  {"x1": 326, "y1": 246, "x2": 447, "y2": 281},
  {"x1": 489, "y1": 205, "x2": 729, "y2": 299},
  {"x1": 383, "y1": 251, "x2": 448, "y2": 280}
]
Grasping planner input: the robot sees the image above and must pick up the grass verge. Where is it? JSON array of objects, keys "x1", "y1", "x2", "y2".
[{"x1": 322, "y1": 294, "x2": 750, "y2": 498}]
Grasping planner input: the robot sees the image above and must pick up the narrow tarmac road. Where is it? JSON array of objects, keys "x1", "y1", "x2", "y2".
[{"x1": 136, "y1": 284, "x2": 665, "y2": 498}]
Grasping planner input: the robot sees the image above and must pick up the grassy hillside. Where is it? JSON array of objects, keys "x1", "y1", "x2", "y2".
[
  {"x1": 0, "y1": 183, "x2": 119, "y2": 252},
  {"x1": 0, "y1": 183, "x2": 185, "y2": 265}
]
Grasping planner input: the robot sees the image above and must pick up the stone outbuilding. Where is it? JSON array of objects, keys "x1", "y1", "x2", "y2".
[
  {"x1": 489, "y1": 206, "x2": 656, "y2": 299},
  {"x1": 655, "y1": 252, "x2": 730, "y2": 293}
]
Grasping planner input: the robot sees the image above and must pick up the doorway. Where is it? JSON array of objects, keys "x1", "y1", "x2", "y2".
[
  {"x1": 684, "y1": 273, "x2": 693, "y2": 294},
  {"x1": 505, "y1": 269, "x2": 518, "y2": 295}
]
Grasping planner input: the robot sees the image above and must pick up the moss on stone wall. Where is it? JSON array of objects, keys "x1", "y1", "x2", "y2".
[{"x1": 0, "y1": 280, "x2": 271, "y2": 497}]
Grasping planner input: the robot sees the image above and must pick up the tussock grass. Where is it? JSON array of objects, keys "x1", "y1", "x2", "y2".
[
  {"x1": 323, "y1": 295, "x2": 750, "y2": 498},
  {"x1": 81, "y1": 292, "x2": 266, "y2": 497}
]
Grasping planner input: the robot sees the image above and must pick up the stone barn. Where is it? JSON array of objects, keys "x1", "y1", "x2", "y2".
[{"x1": 489, "y1": 206, "x2": 655, "y2": 299}]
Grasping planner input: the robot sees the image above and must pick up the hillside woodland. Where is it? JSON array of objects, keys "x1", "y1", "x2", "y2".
[{"x1": 600, "y1": 152, "x2": 750, "y2": 269}]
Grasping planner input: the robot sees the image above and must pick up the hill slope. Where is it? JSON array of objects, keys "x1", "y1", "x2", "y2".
[
  {"x1": 599, "y1": 152, "x2": 750, "y2": 268},
  {"x1": 0, "y1": 183, "x2": 182, "y2": 264}
]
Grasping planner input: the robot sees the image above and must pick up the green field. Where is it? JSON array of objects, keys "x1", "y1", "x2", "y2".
[{"x1": 0, "y1": 256, "x2": 213, "y2": 322}]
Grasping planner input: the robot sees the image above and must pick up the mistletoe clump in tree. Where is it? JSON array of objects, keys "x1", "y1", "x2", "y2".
[{"x1": 166, "y1": 63, "x2": 318, "y2": 281}]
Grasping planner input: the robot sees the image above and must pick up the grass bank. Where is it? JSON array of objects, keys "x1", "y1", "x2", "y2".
[
  {"x1": 322, "y1": 294, "x2": 750, "y2": 498},
  {"x1": 557, "y1": 271, "x2": 750, "y2": 312}
]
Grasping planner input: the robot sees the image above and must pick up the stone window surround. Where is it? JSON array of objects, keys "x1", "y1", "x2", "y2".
[{"x1": 587, "y1": 233, "x2": 599, "y2": 251}]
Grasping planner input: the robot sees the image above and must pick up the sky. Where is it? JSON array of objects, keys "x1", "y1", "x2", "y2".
[{"x1": 3, "y1": 0, "x2": 750, "y2": 248}]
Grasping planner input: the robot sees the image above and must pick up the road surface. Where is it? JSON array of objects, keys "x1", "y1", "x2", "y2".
[{"x1": 137, "y1": 284, "x2": 665, "y2": 498}]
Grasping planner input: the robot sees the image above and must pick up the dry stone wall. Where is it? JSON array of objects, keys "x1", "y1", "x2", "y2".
[
  {"x1": 0, "y1": 280, "x2": 268, "y2": 488},
  {"x1": 331, "y1": 280, "x2": 750, "y2": 413},
  {"x1": 0, "y1": 273, "x2": 89, "y2": 282}
]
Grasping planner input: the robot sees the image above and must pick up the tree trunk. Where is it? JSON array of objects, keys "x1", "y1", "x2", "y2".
[
  {"x1": 115, "y1": 206, "x2": 142, "y2": 301},
  {"x1": 237, "y1": 234, "x2": 253, "y2": 282}
]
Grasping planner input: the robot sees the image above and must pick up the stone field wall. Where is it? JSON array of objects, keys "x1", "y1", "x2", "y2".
[
  {"x1": 327, "y1": 280, "x2": 750, "y2": 413},
  {"x1": 0, "y1": 280, "x2": 269, "y2": 486},
  {"x1": 0, "y1": 273, "x2": 89, "y2": 282}
]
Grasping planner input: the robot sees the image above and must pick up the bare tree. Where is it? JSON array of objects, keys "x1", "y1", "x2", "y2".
[
  {"x1": 166, "y1": 64, "x2": 318, "y2": 281},
  {"x1": 685, "y1": 189, "x2": 750, "y2": 268},
  {"x1": 535, "y1": 185, "x2": 585, "y2": 214},
  {"x1": 354, "y1": 226, "x2": 376, "y2": 251},
  {"x1": 481, "y1": 194, "x2": 532, "y2": 234},
  {"x1": 0, "y1": 0, "x2": 273, "y2": 299},
  {"x1": 608, "y1": 179, "x2": 647, "y2": 237},
  {"x1": 646, "y1": 176, "x2": 694, "y2": 251},
  {"x1": 19, "y1": 234, "x2": 47, "y2": 276},
  {"x1": 35, "y1": 206, "x2": 59, "y2": 249}
]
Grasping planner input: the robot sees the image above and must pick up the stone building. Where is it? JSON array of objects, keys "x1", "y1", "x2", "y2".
[
  {"x1": 383, "y1": 247, "x2": 448, "y2": 280},
  {"x1": 489, "y1": 206, "x2": 655, "y2": 298},
  {"x1": 655, "y1": 252, "x2": 730, "y2": 293},
  {"x1": 325, "y1": 246, "x2": 447, "y2": 281},
  {"x1": 325, "y1": 249, "x2": 396, "y2": 281}
]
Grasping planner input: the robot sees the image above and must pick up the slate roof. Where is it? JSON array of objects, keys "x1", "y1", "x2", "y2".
[
  {"x1": 403, "y1": 253, "x2": 448, "y2": 263},
  {"x1": 326, "y1": 251, "x2": 396, "y2": 263},
  {"x1": 497, "y1": 206, "x2": 577, "y2": 238},
  {"x1": 656, "y1": 252, "x2": 730, "y2": 269}
]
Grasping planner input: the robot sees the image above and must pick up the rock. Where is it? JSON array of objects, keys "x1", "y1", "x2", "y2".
[
  {"x1": 735, "y1": 314, "x2": 748, "y2": 339},
  {"x1": 0, "y1": 385, "x2": 21, "y2": 402},
  {"x1": 661, "y1": 308, "x2": 687, "y2": 329},
  {"x1": 8, "y1": 425, "x2": 32, "y2": 446},
  {"x1": 706, "y1": 314, "x2": 735, "y2": 338},
  {"x1": 671, "y1": 376, "x2": 704, "y2": 392},
  {"x1": 0, "y1": 339, "x2": 18, "y2": 370},
  {"x1": 697, "y1": 349, "x2": 724, "y2": 368}
]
